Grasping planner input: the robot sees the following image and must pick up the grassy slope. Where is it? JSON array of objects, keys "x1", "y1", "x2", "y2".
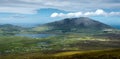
[
  {"x1": 0, "y1": 49, "x2": 120, "y2": 59},
  {"x1": 0, "y1": 33, "x2": 120, "y2": 59},
  {"x1": 0, "y1": 33, "x2": 120, "y2": 54}
]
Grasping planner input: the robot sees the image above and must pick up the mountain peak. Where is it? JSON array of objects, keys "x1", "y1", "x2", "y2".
[{"x1": 35, "y1": 17, "x2": 114, "y2": 33}]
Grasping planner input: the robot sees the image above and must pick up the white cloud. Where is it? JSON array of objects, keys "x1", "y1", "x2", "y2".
[
  {"x1": 50, "y1": 9, "x2": 120, "y2": 17},
  {"x1": 50, "y1": 13, "x2": 58, "y2": 17},
  {"x1": 109, "y1": 12, "x2": 120, "y2": 16},
  {"x1": 95, "y1": 9, "x2": 107, "y2": 15},
  {"x1": 0, "y1": 7, "x2": 38, "y2": 14}
]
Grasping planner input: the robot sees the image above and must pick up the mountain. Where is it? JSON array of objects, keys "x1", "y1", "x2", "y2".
[
  {"x1": 33, "y1": 17, "x2": 114, "y2": 33},
  {"x1": 0, "y1": 24, "x2": 26, "y2": 35}
]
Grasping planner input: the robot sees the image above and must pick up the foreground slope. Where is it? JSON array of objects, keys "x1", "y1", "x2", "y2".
[{"x1": 1, "y1": 49, "x2": 120, "y2": 59}]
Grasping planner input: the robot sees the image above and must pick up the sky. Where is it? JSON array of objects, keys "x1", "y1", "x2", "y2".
[{"x1": 0, "y1": 0, "x2": 120, "y2": 27}]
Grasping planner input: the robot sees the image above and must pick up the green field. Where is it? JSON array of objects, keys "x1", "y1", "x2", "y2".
[
  {"x1": 0, "y1": 24, "x2": 120, "y2": 59},
  {"x1": 0, "y1": 49, "x2": 120, "y2": 59},
  {"x1": 0, "y1": 33, "x2": 120, "y2": 59}
]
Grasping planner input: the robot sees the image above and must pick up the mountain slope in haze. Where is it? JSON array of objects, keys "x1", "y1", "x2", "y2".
[
  {"x1": 33, "y1": 17, "x2": 114, "y2": 33},
  {"x1": 0, "y1": 24, "x2": 27, "y2": 35}
]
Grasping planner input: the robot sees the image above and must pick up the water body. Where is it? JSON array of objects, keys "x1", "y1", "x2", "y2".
[{"x1": 15, "y1": 34, "x2": 56, "y2": 38}]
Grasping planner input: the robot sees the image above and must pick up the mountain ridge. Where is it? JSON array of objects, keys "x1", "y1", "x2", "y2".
[{"x1": 33, "y1": 17, "x2": 114, "y2": 33}]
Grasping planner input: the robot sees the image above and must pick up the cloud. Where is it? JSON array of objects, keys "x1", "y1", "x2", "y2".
[
  {"x1": 0, "y1": 0, "x2": 119, "y2": 14},
  {"x1": 0, "y1": 7, "x2": 38, "y2": 14},
  {"x1": 50, "y1": 9, "x2": 120, "y2": 18},
  {"x1": 50, "y1": 13, "x2": 58, "y2": 17}
]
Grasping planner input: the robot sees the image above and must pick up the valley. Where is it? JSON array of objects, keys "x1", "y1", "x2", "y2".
[{"x1": 0, "y1": 17, "x2": 120, "y2": 59}]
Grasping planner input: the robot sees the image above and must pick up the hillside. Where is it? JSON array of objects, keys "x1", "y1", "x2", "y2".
[
  {"x1": 33, "y1": 17, "x2": 114, "y2": 33},
  {"x1": 1, "y1": 49, "x2": 120, "y2": 59},
  {"x1": 0, "y1": 24, "x2": 27, "y2": 35}
]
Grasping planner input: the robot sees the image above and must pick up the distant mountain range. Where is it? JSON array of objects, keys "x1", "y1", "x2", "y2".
[
  {"x1": 33, "y1": 17, "x2": 114, "y2": 33},
  {"x1": 0, "y1": 17, "x2": 117, "y2": 34}
]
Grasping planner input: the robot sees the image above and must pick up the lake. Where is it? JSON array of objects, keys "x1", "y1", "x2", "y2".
[{"x1": 15, "y1": 34, "x2": 56, "y2": 38}]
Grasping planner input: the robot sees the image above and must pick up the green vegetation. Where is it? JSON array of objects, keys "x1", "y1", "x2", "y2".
[
  {"x1": 32, "y1": 26, "x2": 52, "y2": 32},
  {"x1": 0, "y1": 49, "x2": 120, "y2": 59},
  {"x1": 0, "y1": 33, "x2": 120, "y2": 54},
  {"x1": 0, "y1": 17, "x2": 120, "y2": 59},
  {"x1": 0, "y1": 27, "x2": 120, "y2": 59},
  {"x1": 0, "y1": 24, "x2": 28, "y2": 35}
]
